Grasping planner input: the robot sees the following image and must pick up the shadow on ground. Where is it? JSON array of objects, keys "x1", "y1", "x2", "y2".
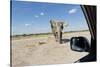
[{"x1": 62, "y1": 39, "x2": 70, "y2": 44}]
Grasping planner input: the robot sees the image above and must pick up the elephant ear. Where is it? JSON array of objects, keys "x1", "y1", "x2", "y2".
[
  {"x1": 50, "y1": 19, "x2": 53, "y2": 24},
  {"x1": 63, "y1": 22, "x2": 68, "y2": 27}
]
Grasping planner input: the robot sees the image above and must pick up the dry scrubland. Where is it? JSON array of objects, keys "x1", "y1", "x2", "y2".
[{"x1": 12, "y1": 31, "x2": 91, "y2": 67}]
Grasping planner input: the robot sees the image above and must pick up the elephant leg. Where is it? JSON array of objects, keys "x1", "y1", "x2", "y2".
[
  {"x1": 60, "y1": 32, "x2": 62, "y2": 44},
  {"x1": 57, "y1": 31, "x2": 61, "y2": 44},
  {"x1": 58, "y1": 31, "x2": 63, "y2": 44},
  {"x1": 55, "y1": 32, "x2": 58, "y2": 42},
  {"x1": 53, "y1": 32, "x2": 57, "y2": 42}
]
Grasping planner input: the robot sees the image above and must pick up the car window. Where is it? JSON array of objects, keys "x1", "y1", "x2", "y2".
[{"x1": 11, "y1": 1, "x2": 91, "y2": 66}]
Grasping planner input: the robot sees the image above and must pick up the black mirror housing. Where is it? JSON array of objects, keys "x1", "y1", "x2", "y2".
[{"x1": 70, "y1": 36, "x2": 90, "y2": 52}]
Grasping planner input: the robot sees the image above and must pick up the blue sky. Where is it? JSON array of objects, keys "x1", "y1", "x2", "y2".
[{"x1": 12, "y1": 1, "x2": 88, "y2": 35}]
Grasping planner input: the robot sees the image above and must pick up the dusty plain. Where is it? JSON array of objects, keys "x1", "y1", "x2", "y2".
[{"x1": 11, "y1": 31, "x2": 91, "y2": 67}]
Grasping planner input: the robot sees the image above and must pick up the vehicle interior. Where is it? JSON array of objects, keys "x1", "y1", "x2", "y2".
[{"x1": 70, "y1": 5, "x2": 96, "y2": 62}]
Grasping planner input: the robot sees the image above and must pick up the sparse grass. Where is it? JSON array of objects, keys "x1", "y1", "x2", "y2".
[
  {"x1": 25, "y1": 44, "x2": 36, "y2": 48},
  {"x1": 38, "y1": 42, "x2": 47, "y2": 45},
  {"x1": 12, "y1": 34, "x2": 51, "y2": 40},
  {"x1": 31, "y1": 34, "x2": 50, "y2": 38},
  {"x1": 25, "y1": 41, "x2": 47, "y2": 48},
  {"x1": 11, "y1": 30, "x2": 89, "y2": 40}
]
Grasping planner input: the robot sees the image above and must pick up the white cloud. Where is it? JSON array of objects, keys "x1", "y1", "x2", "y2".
[
  {"x1": 35, "y1": 15, "x2": 39, "y2": 18},
  {"x1": 25, "y1": 23, "x2": 31, "y2": 26},
  {"x1": 68, "y1": 8, "x2": 77, "y2": 14},
  {"x1": 40, "y1": 12, "x2": 44, "y2": 15}
]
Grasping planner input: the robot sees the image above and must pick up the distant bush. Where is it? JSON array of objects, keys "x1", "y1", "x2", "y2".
[{"x1": 22, "y1": 34, "x2": 27, "y2": 36}]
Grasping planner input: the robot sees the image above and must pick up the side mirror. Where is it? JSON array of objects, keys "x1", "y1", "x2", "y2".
[{"x1": 70, "y1": 36, "x2": 90, "y2": 52}]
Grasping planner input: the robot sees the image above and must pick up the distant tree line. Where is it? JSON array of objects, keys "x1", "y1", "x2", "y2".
[{"x1": 11, "y1": 30, "x2": 89, "y2": 37}]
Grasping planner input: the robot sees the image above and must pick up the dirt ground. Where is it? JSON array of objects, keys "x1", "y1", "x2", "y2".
[{"x1": 11, "y1": 31, "x2": 91, "y2": 67}]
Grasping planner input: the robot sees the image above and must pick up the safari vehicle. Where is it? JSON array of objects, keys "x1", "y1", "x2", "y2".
[{"x1": 70, "y1": 5, "x2": 96, "y2": 62}]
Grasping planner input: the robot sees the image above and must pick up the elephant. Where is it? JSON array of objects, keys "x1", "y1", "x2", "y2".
[{"x1": 50, "y1": 19, "x2": 68, "y2": 44}]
